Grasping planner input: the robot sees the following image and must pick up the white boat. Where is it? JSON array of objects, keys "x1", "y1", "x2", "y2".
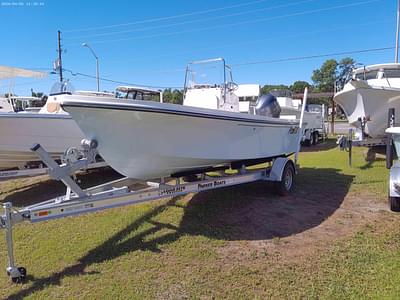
[
  {"x1": 236, "y1": 85, "x2": 325, "y2": 144},
  {"x1": 0, "y1": 83, "x2": 161, "y2": 170},
  {"x1": 1, "y1": 96, "x2": 45, "y2": 113},
  {"x1": 58, "y1": 58, "x2": 301, "y2": 180},
  {"x1": 0, "y1": 65, "x2": 47, "y2": 113},
  {"x1": 386, "y1": 127, "x2": 400, "y2": 155},
  {"x1": 334, "y1": 63, "x2": 400, "y2": 140}
]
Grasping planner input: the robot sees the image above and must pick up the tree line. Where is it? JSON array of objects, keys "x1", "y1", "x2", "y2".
[{"x1": 162, "y1": 57, "x2": 356, "y2": 105}]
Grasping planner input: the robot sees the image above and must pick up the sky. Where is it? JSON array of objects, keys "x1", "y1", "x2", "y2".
[{"x1": 0, "y1": 0, "x2": 397, "y2": 95}]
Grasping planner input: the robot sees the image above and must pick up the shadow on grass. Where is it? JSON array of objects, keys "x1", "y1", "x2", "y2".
[
  {"x1": 300, "y1": 138, "x2": 338, "y2": 153},
  {"x1": 359, "y1": 157, "x2": 386, "y2": 170},
  {"x1": 6, "y1": 167, "x2": 353, "y2": 299},
  {"x1": 180, "y1": 166, "x2": 354, "y2": 240},
  {"x1": 1, "y1": 168, "x2": 123, "y2": 207}
]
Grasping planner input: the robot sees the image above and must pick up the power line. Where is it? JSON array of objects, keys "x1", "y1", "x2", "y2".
[
  {"x1": 62, "y1": 68, "x2": 182, "y2": 89},
  {"x1": 63, "y1": 0, "x2": 272, "y2": 33},
  {"x1": 104, "y1": 19, "x2": 394, "y2": 64},
  {"x1": 68, "y1": 0, "x2": 382, "y2": 46},
  {"x1": 62, "y1": 46, "x2": 395, "y2": 89},
  {"x1": 65, "y1": 0, "x2": 317, "y2": 40},
  {"x1": 231, "y1": 46, "x2": 395, "y2": 67}
]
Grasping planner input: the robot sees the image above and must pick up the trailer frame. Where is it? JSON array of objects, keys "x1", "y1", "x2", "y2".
[
  {"x1": 0, "y1": 88, "x2": 309, "y2": 283},
  {"x1": 0, "y1": 142, "x2": 297, "y2": 283}
]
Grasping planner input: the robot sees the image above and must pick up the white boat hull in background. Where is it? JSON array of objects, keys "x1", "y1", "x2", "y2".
[
  {"x1": 280, "y1": 106, "x2": 322, "y2": 129},
  {"x1": 386, "y1": 127, "x2": 400, "y2": 156},
  {"x1": 334, "y1": 82, "x2": 400, "y2": 139},
  {"x1": 60, "y1": 96, "x2": 300, "y2": 180},
  {"x1": 0, "y1": 114, "x2": 84, "y2": 169}
]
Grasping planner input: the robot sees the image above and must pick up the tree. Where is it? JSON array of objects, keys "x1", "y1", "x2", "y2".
[
  {"x1": 311, "y1": 59, "x2": 338, "y2": 92},
  {"x1": 290, "y1": 81, "x2": 311, "y2": 93},
  {"x1": 260, "y1": 84, "x2": 289, "y2": 94},
  {"x1": 31, "y1": 91, "x2": 44, "y2": 98},
  {"x1": 163, "y1": 88, "x2": 183, "y2": 104},
  {"x1": 311, "y1": 57, "x2": 357, "y2": 93},
  {"x1": 337, "y1": 57, "x2": 356, "y2": 79}
]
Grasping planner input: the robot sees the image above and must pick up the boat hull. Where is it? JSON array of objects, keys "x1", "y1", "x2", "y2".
[
  {"x1": 0, "y1": 113, "x2": 84, "y2": 169},
  {"x1": 387, "y1": 127, "x2": 400, "y2": 158},
  {"x1": 61, "y1": 97, "x2": 300, "y2": 179},
  {"x1": 334, "y1": 82, "x2": 400, "y2": 139},
  {"x1": 280, "y1": 107, "x2": 322, "y2": 130}
]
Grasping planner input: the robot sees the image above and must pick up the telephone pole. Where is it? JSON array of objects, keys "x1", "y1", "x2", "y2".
[
  {"x1": 57, "y1": 30, "x2": 63, "y2": 82},
  {"x1": 396, "y1": 0, "x2": 400, "y2": 63}
]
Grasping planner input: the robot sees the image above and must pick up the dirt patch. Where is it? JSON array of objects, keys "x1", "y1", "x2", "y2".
[
  {"x1": 0, "y1": 164, "x2": 389, "y2": 272},
  {"x1": 216, "y1": 190, "x2": 388, "y2": 263}
]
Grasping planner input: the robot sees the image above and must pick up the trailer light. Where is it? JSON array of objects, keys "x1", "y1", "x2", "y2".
[{"x1": 38, "y1": 211, "x2": 49, "y2": 217}]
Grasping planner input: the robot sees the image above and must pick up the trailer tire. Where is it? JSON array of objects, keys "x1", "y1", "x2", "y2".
[
  {"x1": 389, "y1": 196, "x2": 400, "y2": 212},
  {"x1": 304, "y1": 138, "x2": 311, "y2": 147},
  {"x1": 313, "y1": 131, "x2": 319, "y2": 145},
  {"x1": 365, "y1": 148, "x2": 376, "y2": 162},
  {"x1": 274, "y1": 162, "x2": 295, "y2": 196}
]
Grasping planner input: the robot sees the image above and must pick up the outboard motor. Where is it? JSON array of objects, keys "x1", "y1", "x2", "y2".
[{"x1": 255, "y1": 93, "x2": 281, "y2": 118}]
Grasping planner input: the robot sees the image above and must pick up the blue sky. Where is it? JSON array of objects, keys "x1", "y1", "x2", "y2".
[{"x1": 0, "y1": 0, "x2": 397, "y2": 95}]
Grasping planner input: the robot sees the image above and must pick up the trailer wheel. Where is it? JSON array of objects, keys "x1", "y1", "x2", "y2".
[
  {"x1": 18, "y1": 267, "x2": 27, "y2": 277},
  {"x1": 389, "y1": 196, "x2": 400, "y2": 212},
  {"x1": 313, "y1": 132, "x2": 319, "y2": 145},
  {"x1": 363, "y1": 148, "x2": 376, "y2": 162},
  {"x1": 10, "y1": 267, "x2": 27, "y2": 284},
  {"x1": 274, "y1": 163, "x2": 295, "y2": 196}
]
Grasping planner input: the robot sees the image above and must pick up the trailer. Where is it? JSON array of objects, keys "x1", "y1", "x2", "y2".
[
  {"x1": 0, "y1": 141, "x2": 297, "y2": 283},
  {"x1": 385, "y1": 108, "x2": 400, "y2": 212},
  {"x1": 301, "y1": 104, "x2": 327, "y2": 146},
  {"x1": 339, "y1": 109, "x2": 394, "y2": 166},
  {"x1": 0, "y1": 89, "x2": 309, "y2": 284},
  {"x1": 0, "y1": 160, "x2": 107, "y2": 180}
]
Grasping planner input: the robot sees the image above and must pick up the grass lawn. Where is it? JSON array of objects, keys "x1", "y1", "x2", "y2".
[{"x1": 0, "y1": 139, "x2": 399, "y2": 299}]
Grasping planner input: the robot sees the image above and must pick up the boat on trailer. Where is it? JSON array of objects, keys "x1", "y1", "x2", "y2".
[
  {"x1": 0, "y1": 84, "x2": 162, "y2": 177},
  {"x1": 0, "y1": 58, "x2": 308, "y2": 283},
  {"x1": 57, "y1": 58, "x2": 301, "y2": 179},
  {"x1": 334, "y1": 63, "x2": 400, "y2": 142},
  {"x1": 0, "y1": 83, "x2": 307, "y2": 281}
]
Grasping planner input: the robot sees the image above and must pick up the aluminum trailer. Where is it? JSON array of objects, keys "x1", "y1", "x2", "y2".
[
  {"x1": 1, "y1": 142, "x2": 297, "y2": 283},
  {"x1": 0, "y1": 161, "x2": 107, "y2": 180},
  {"x1": 0, "y1": 89, "x2": 309, "y2": 283},
  {"x1": 302, "y1": 104, "x2": 327, "y2": 146}
]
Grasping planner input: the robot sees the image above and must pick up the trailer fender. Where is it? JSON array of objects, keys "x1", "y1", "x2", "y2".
[
  {"x1": 389, "y1": 161, "x2": 400, "y2": 197},
  {"x1": 269, "y1": 157, "x2": 295, "y2": 181}
]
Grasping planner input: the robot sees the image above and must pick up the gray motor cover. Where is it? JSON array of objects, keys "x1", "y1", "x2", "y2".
[{"x1": 255, "y1": 93, "x2": 281, "y2": 118}]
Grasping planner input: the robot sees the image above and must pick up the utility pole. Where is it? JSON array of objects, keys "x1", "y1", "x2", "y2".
[
  {"x1": 331, "y1": 97, "x2": 335, "y2": 134},
  {"x1": 396, "y1": 0, "x2": 400, "y2": 63},
  {"x1": 57, "y1": 30, "x2": 63, "y2": 82}
]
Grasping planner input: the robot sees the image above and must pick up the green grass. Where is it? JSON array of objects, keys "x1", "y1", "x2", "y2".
[{"x1": 0, "y1": 139, "x2": 399, "y2": 299}]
